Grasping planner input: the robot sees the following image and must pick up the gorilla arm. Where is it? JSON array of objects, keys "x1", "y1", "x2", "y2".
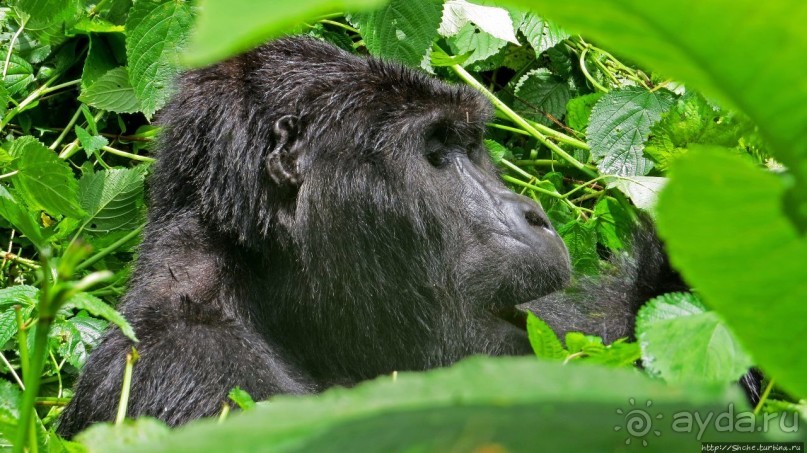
[{"x1": 520, "y1": 224, "x2": 687, "y2": 343}]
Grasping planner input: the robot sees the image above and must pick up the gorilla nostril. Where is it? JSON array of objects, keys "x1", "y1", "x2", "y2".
[{"x1": 525, "y1": 210, "x2": 550, "y2": 230}]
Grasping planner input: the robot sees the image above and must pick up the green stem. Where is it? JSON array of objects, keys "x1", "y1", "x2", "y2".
[
  {"x1": 101, "y1": 145, "x2": 155, "y2": 162},
  {"x1": 452, "y1": 64, "x2": 596, "y2": 177},
  {"x1": 15, "y1": 310, "x2": 50, "y2": 453},
  {"x1": 514, "y1": 159, "x2": 560, "y2": 167},
  {"x1": 578, "y1": 46, "x2": 609, "y2": 93},
  {"x1": 0, "y1": 170, "x2": 19, "y2": 180},
  {"x1": 50, "y1": 108, "x2": 82, "y2": 150},
  {"x1": 0, "y1": 250, "x2": 39, "y2": 268},
  {"x1": 116, "y1": 349, "x2": 139, "y2": 425},
  {"x1": 753, "y1": 378, "x2": 775, "y2": 415},
  {"x1": 488, "y1": 122, "x2": 529, "y2": 136},
  {"x1": 76, "y1": 225, "x2": 144, "y2": 271},
  {"x1": 502, "y1": 175, "x2": 560, "y2": 198},
  {"x1": 319, "y1": 19, "x2": 358, "y2": 33},
  {"x1": 2, "y1": 18, "x2": 25, "y2": 80}
]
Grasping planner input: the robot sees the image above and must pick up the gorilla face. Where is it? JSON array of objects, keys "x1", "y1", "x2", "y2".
[{"x1": 253, "y1": 47, "x2": 571, "y2": 378}]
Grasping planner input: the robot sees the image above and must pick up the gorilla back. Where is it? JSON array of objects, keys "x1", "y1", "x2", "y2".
[{"x1": 58, "y1": 37, "x2": 574, "y2": 436}]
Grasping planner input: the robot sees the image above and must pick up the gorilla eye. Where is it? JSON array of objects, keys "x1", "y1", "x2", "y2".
[{"x1": 425, "y1": 149, "x2": 448, "y2": 168}]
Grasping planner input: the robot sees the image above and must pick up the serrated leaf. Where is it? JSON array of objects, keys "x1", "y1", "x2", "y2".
[
  {"x1": 0, "y1": 186, "x2": 46, "y2": 249},
  {"x1": 526, "y1": 313, "x2": 565, "y2": 359},
  {"x1": 519, "y1": 14, "x2": 568, "y2": 55},
  {"x1": 10, "y1": 137, "x2": 84, "y2": 218},
  {"x1": 79, "y1": 67, "x2": 140, "y2": 113},
  {"x1": 558, "y1": 220, "x2": 598, "y2": 274},
  {"x1": 352, "y1": 0, "x2": 442, "y2": 68},
  {"x1": 565, "y1": 92, "x2": 602, "y2": 132},
  {"x1": 636, "y1": 293, "x2": 752, "y2": 385},
  {"x1": 75, "y1": 125, "x2": 109, "y2": 155},
  {"x1": 2, "y1": 54, "x2": 34, "y2": 95},
  {"x1": 607, "y1": 176, "x2": 666, "y2": 211},
  {"x1": 126, "y1": 0, "x2": 194, "y2": 118},
  {"x1": 587, "y1": 87, "x2": 675, "y2": 176},
  {"x1": 656, "y1": 147, "x2": 807, "y2": 398},
  {"x1": 11, "y1": 0, "x2": 81, "y2": 44},
  {"x1": 78, "y1": 166, "x2": 145, "y2": 234},
  {"x1": 65, "y1": 292, "x2": 137, "y2": 341},
  {"x1": 585, "y1": 341, "x2": 641, "y2": 367},
  {"x1": 513, "y1": 68, "x2": 571, "y2": 126},
  {"x1": 0, "y1": 84, "x2": 8, "y2": 117},
  {"x1": 0, "y1": 380, "x2": 21, "y2": 439},
  {"x1": 447, "y1": 21, "x2": 507, "y2": 66},
  {"x1": 439, "y1": 0, "x2": 518, "y2": 44}
]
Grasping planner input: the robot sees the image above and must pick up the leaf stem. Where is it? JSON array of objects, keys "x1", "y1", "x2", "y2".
[
  {"x1": 100, "y1": 145, "x2": 155, "y2": 162},
  {"x1": 76, "y1": 225, "x2": 144, "y2": 271},
  {"x1": 115, "y1": 348, "x2": 139, "y2": 425},
  {"x1": 753, "y1": 378, "x2": 775, "y2": 415}
]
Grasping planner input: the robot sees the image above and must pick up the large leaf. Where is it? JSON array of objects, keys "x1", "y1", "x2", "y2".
[
  {"x1": 557, "y1": 219, "x2": 598, "y2": 274},
  {"x1": 10, "y1": 137, "x2": 84, "y2": 219},
  {"x1": 78, "y1": 67, "x2": 140, "y2": 114},
  {"x1": 500, "y1": 0, "x2": 807, "y2": 226},
  {"x1": 126, "y1": 0, "x2": 194, "y2": 118},
  {"x1": 185, "y1": 0, "x2": 385, "y2": 67},
  {"x1": 587, "y1": 87, "x2": 675, "y2": 176},
  {"x1": 636, "y1": 293, "x2": 752, "y2": 385},
  {"x1": 519, "y1": 14, "x2": 568, "y2": 56},
  {"x1": 352, "y1": 0, "x2": 443, "y2": 68},
  {"x1": 78, "y1": 166, "x2": 145, "y2": 234},
  {"x1": 121, "y1": 357, "x2": 780, "y2": 453},
  {"x1": 656, "y1": 147, "x2": 807, "y2": 398},
  {"x1": 513, "y1": 68, "x2": 571, "y2": 126}
]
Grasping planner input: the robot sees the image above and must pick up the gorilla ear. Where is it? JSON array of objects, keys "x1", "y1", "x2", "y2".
[{"x1": 266, "y1": 114, "x2": 302, "y2": 187}]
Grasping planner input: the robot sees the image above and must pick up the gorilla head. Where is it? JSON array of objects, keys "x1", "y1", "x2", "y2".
[{"x1": 59, "y1": 37, "x2": 571, "y2": 435}]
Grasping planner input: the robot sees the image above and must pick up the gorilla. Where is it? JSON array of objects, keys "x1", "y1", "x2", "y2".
[{"x1": 57, "y1": 37, "x2": 684, "y2": 436}]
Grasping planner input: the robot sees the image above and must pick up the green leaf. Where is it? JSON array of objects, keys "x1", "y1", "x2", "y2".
[
  {"x1": 498, "y1": 0, "x2": 807, "y2": 227},
  {"x1": 10, "y1": 136, "x2": 84, "y2": 219},
  {"x1": 607, "y1": 176, "x2": 666, "y2": 211},
  {"x1": 125, "y1": 357, "x2": 769, "y2": 453},
  {"x1": 0, "y1": 380, "x2": 22, "y2": 442},
  {"x1": 558, "y1": 219, "x2": 598, "y2": 274},
  {"x1": 75, "y1": 418, "x2": 170, "y2": 451},
  {"x1": 518, "y1": 14, "x2": 568, "y2": 56},
  {"x1": 185, "y1": 0, "x2": 385, "y2": 67},
  {"x1": 52, "y1": 312, "x2": 108, "y2": 368},
  {"x1": 585, "y1": 341, "x2": 641, "y2": 367},
  {"x1": 125, "y1": 0, "x2": 194, "y2": 118},
  {"x1": 644, "y1": 93, "x2": 755, "y2": 171},
  {"x1": 352, "y1": 0, "x2": 443, "y2": 68},
  {"x1": 75, "y1": 125, "x2": 109, "y2": 155},
  {"x1": 65, "y1": 292, "x2": 137, "y2": 341},
  {"x1": 228, "y1": 387, "x2": 256, "y2": 410},
  {"x1": 513, "y1": 68, "x2": 571, "y2": 126},
  {"x1": 484, "y1": 139, "x2": 511, "y2": 164},
  {"x1": 78, "y1": 166, "x2": 145, "y2": 234},
  {"x1": 2, "y1": 54, "x2": 35, "y2": 96},
  {"x1": 587, "y1": 87, "x2": 675, "y2": 176},
  {"x1": 11, "y1": 0, "x2": 82, "y2": 44},
  {"x1": 78, "y1": 67, "x2": 140, "y2": 114},
  {"x1": 439, "y1": 0, "x2": 518, "y2": 44},
  {"x1": 636, "y1": 293, "x2": 752, "y2": 385},
  {"x1": 0, "y1": 186, "x2": 46, "y2": 249},
  {"x1": 526, "y1": 313, "x2": 565, "y2": 359},
  {"x1": 565, "y1": 92, "x2": 602, "y2": 132},
  {"x1": 656, "y1": 147, "x2": 807, "y2": 398},
  {"x1": 447, "y1": 21, "x2": 507, "y2": 66},
  {"x1": 593, "y1": 197, "x2": 631, "y2": 250},
  {"x1": 81, "y1": 34, "x2": 126, "y2": 92},
  {"x1": 0, "y1": 286, "x2": 37, "y2": 347}
]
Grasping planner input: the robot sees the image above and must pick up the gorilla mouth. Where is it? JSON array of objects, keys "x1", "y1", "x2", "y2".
[{"x1": 491, "y1": 305, "x2": 529, "y2": 330}]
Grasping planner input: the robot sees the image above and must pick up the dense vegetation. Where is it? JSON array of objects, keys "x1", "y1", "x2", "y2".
[{"x1": 0, "y1": 0, "x2": 804, "y2": 451}]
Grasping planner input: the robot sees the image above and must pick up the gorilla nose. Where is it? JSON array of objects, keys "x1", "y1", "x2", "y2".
[{"x1": 524, "y1": 209, "x2": 552, "y2": 231}]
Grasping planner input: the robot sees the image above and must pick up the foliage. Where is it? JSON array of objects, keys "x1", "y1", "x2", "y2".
[{"x1": 0, "y1": 0, "x2": 804, "y2": 451}]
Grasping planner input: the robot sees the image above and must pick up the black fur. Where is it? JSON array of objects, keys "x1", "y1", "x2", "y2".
[{"x1": 58, "y1": 37, "x2": 679, "y2": 437}]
